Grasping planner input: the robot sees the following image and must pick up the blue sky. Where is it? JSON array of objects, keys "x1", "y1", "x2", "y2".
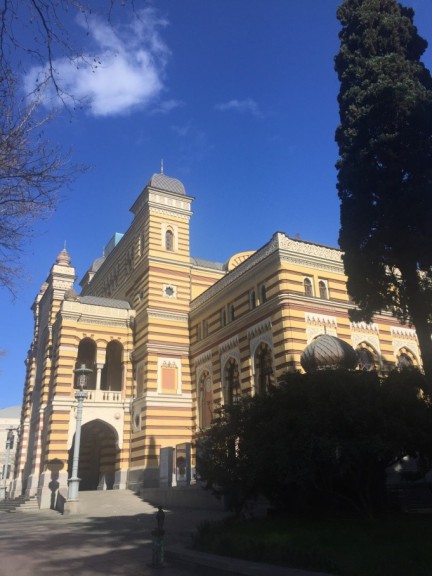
[{"x1": 1, "y1": 0, "x2": 432, "y2": 408}]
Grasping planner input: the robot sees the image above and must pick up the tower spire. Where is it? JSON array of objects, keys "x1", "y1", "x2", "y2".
[{"x1": 160, "y1": 159, "x2": 164, "y2": 174}]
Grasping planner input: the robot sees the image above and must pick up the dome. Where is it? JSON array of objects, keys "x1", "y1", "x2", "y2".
[
  {"x1": 147, "y1": 173, "x2": 186, "y2": 195},
  {"x1": 64, "y1": 288, "x2": 79, "y2": 301},
  {"x1": 56, "y1": 247, "x2": 71, "y2": 266},
  {"x1": 301, "y1": 334, "x2": 358, "y2": 372}
]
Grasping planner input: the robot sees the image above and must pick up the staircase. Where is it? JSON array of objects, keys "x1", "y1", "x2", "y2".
[{"x1": 0, "y1": 495, "x2": 39, "y2": 513}]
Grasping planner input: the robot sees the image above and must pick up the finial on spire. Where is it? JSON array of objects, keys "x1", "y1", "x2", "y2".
[
  {"x1": 64, "y1": 240, "x2": 67, "y2": 250},
  {"x1": 160, "y1": 159, "x2": 164, "y2": 174}
]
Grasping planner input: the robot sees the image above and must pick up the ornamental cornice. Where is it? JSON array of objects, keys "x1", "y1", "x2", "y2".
[
  {"x1": 280, "y1": 254, "x2": 343, "y2": 275},
  {"x1": 391, "y1": 326, "x2": 417, "y2": 339},
  {"x1": 194, "y1": 350, "x2": 212, "y2": 366},
  {"x1": 219, "y1": 335, "x2": 239, "y2": 355},
  {"x1": 350, "y1": 321, "x2": 379, "y2": 333},
  {"x1": 278, "y1": 234, "x2": 342, "y2": 262},
  {"x1": 146, "y1": 309, "x2": 188, "y2": 323},
  {"x1": 148, "y1": 206, "x2": 190, "y2": 220},
  {"x1": 60, "y1": 313, "x2": 133, "y2": 329},
  {"x1": 305, "y1": 312, "x2": 337, "y2": 326},
  {"x1": 247, "y1": 318, "x2": 272, "y2": 340}
]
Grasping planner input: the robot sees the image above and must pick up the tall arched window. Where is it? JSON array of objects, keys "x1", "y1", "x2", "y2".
[
  {"x1": 260, "y1": 284, "x2": 267, "y2": 303},
  {"x1": 221, "y1": 309, "x2": 226, "y2": 327},
  {"x1": 199, "y1": 371, "x2": 213, "y2": 429},
  {"x1": 165, "y1": 229, "x2": 174, "y2": 251},
  {"x1": 304, "y1": 278, "x2": 313, "y2": 297},
  {"x1": 101, "y1": 340, "x2": 123, "y2": 391},
  {"x1": 224, "y1": 358, "x2": 241, "y2": 405},
  {"x1": 319, "y1": 280, "x2": 328, "y2": 299},
  {"x1": 229, "y1": 304, "x2": 235, "y2": 322},
  {"x1": 249, "y1": 290, "x2": 256, "y2": 310},
  {"x1": 75, "y1": 338, "x2": 97, "y2": 390},
  {"x1": 254, "y1": 343, "x2": 274, "y2": 394}
]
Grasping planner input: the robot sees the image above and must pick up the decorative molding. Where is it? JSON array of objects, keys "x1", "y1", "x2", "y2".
[
  {"x1": 247, "y1": 318, "x2": 272, "y2": 340},
  {"x1": 278, "y1": 234, "x2": 342, "y2": 262},
  {"x1": 196, "y1": 362, "x2": 213, "y2": 385},
  {"x1": 194, "y1": 350, "x2": 212, "y2": 366},
  {"x1": 391, "y1": 326, "x2": 417, "y2": 339},
  {"x1": 392, "y1": 338, "x2": 420, "y2": 360},
  {"x1": 149, "y1": 206, "x2": 190, "y2": 220},
  {"x1": 147, "y1": 309, "x2": 188, "y2": 323},
  {"x1": 350, "y1": 321, "x2": 379, "y2": 333},
  {"x1": 306, "y1": 325, "x2": 337, "y2": 343},
  {"x1": 305, "y1": 313, "x2": 337, "y2": 326},
  {"x1": 350, "y1": 333, "x2": 381, "y2": 354},
  {"x1": 249, "y1": 332, "x2": 273, "y2": 366},
  {"x1": 219, "y1": 335, "x2": 239, "y2": 356}
]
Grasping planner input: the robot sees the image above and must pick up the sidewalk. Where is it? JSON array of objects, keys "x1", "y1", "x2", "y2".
[{"x1": 0, "y1": 490, "x2": 332, "y2": 576}]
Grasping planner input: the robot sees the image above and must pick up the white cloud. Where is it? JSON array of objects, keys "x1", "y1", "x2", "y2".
[
  {"x1": 24, "y1": 8, "x2": 170, "y2": 117},
  {"x1": 215, "y1": 98, "x2": 261, "y2": 116}
]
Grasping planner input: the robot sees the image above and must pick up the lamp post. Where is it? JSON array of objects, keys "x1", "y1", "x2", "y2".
[{"x1": 67, "y1": 364, "x2": 92, "y2": 501}]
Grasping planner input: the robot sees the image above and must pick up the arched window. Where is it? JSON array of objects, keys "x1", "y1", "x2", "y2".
[
  {"x1": 260, "y1": 284, "x2": 267, "y2": 303},
  {"x1": 230, "y1": 304, "x2": 235, "y2": 322},
  {"x1": 101, "y1": 340, "x2": 123, "y2": 391},
  {"x1": 199, "y1": 371, "x2": 213, "y2": 429},
  {"x1": 165, "y1": 229, "x2": 174, "y2": 251},
  {"x1": 398, "y1": 352, "x2": 413, "y2": 370},
  {"x1": 254, "y1": 343, "x2": 274, "y2": 394},
  {"x1": 249, "y1": 290, "x2": 256, "y2": 310},
  {"x1": 75, "y1": 338, "x2": 97, "y2": 390},
  {"x1": 221, "y1": 309, "x2": 226, "y2": 327},
  {"x1": 357, "y1": 347, "x2": 375, "y2": 371},
  {"x1": 319, "y1": 280, "x2": 328, "y2": 299},
  {"x1": 304, "y1": 278, "x2": 313, "y2": 297},
  {"x1": 224, "y1": 358, "x2": 241, "y2": 405}
]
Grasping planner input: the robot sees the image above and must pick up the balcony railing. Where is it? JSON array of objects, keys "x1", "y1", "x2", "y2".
[{"x1": 85, "y1": 389, "x2": 123, "y2": 403}]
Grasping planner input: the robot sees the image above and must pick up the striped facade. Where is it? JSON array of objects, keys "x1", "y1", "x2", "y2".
[{"x1": 12, "y1": 173, "x2": 422, "y2": 507}]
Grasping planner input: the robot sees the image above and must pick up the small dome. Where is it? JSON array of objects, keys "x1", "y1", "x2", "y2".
[
  {"x1": 64, "y1": 288, "x2": 79, "y2": 301},
  {"x1": 56, "y1": 247, "x2": 71, "y2": 266},
  {"x1": 147, "y1": 173, "x2": 185, "y2": 195},
  {"x1": 301, "y1": 334, "x2": 358, "y2": 372}
]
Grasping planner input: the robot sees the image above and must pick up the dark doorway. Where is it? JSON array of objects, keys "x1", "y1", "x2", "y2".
[{"x1": 68, "y1": 419, "x2": 117, "y2": 490}]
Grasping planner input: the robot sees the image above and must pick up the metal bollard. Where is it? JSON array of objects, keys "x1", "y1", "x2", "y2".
[{"x1": 151, "y1": 506, "x2": 165, "y2": 567}]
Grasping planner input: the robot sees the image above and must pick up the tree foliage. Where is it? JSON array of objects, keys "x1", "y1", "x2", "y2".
[
  {"x1": 334, "y1": 0, "x2": 432, "y2": 379},
  {"x1": 196, "y1": 371, "x2": 432, "y2": 517}
]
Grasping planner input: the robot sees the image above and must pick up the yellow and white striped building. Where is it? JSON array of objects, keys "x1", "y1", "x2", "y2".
[{"x1": 12, "y1": 172, "x2": 421, "y2": 507}]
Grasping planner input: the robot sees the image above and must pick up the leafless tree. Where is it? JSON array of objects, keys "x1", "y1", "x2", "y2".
[{"x1": 0, "y1": 1, "x2": 132, "y2": 292}]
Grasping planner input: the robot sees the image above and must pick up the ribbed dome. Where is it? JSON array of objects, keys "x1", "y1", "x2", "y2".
[
  {"x1": 301, "y1": 334, "x2": 358, "y2": 372},
  {"x1": 147, "y1": 173, "x2": 185, "y2": 195}
]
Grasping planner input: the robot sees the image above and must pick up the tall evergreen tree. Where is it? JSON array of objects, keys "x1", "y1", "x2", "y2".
[{"x1": 335, "y1": 0, "x2": 432, "y2": 381}]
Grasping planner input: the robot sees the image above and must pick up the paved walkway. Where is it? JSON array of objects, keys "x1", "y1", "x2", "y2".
[{"x1": 0, "y1": 490, "x2": 332, "y2": 576}]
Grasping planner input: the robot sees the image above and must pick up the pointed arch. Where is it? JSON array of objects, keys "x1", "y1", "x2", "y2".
[
  {"x1": 223, "y1": 357, "x2": 241, "y2": 405},
  {"x1": 198, "y1": 370, "x2": 213, "y2": 429},
  {"x1": 254, "y1": 342, "x2": 275, "y2": 394},
  {"x1": 356, "y1": 341, "x2": 379, "y2": 371}
]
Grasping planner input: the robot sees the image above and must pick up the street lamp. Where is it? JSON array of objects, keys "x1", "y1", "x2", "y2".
[{"x1": 67, "y1": 364, "x2": 93, "y2": 501}]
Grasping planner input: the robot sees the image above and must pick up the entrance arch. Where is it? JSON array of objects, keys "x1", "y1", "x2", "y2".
[{"x1": 68, "y1": 419, "x2": 118, "y2": 490}]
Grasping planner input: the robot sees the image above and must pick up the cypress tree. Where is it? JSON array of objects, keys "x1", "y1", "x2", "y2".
[{"x1": 335, "y1": 0, "x2": 432, "y2": 381}]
